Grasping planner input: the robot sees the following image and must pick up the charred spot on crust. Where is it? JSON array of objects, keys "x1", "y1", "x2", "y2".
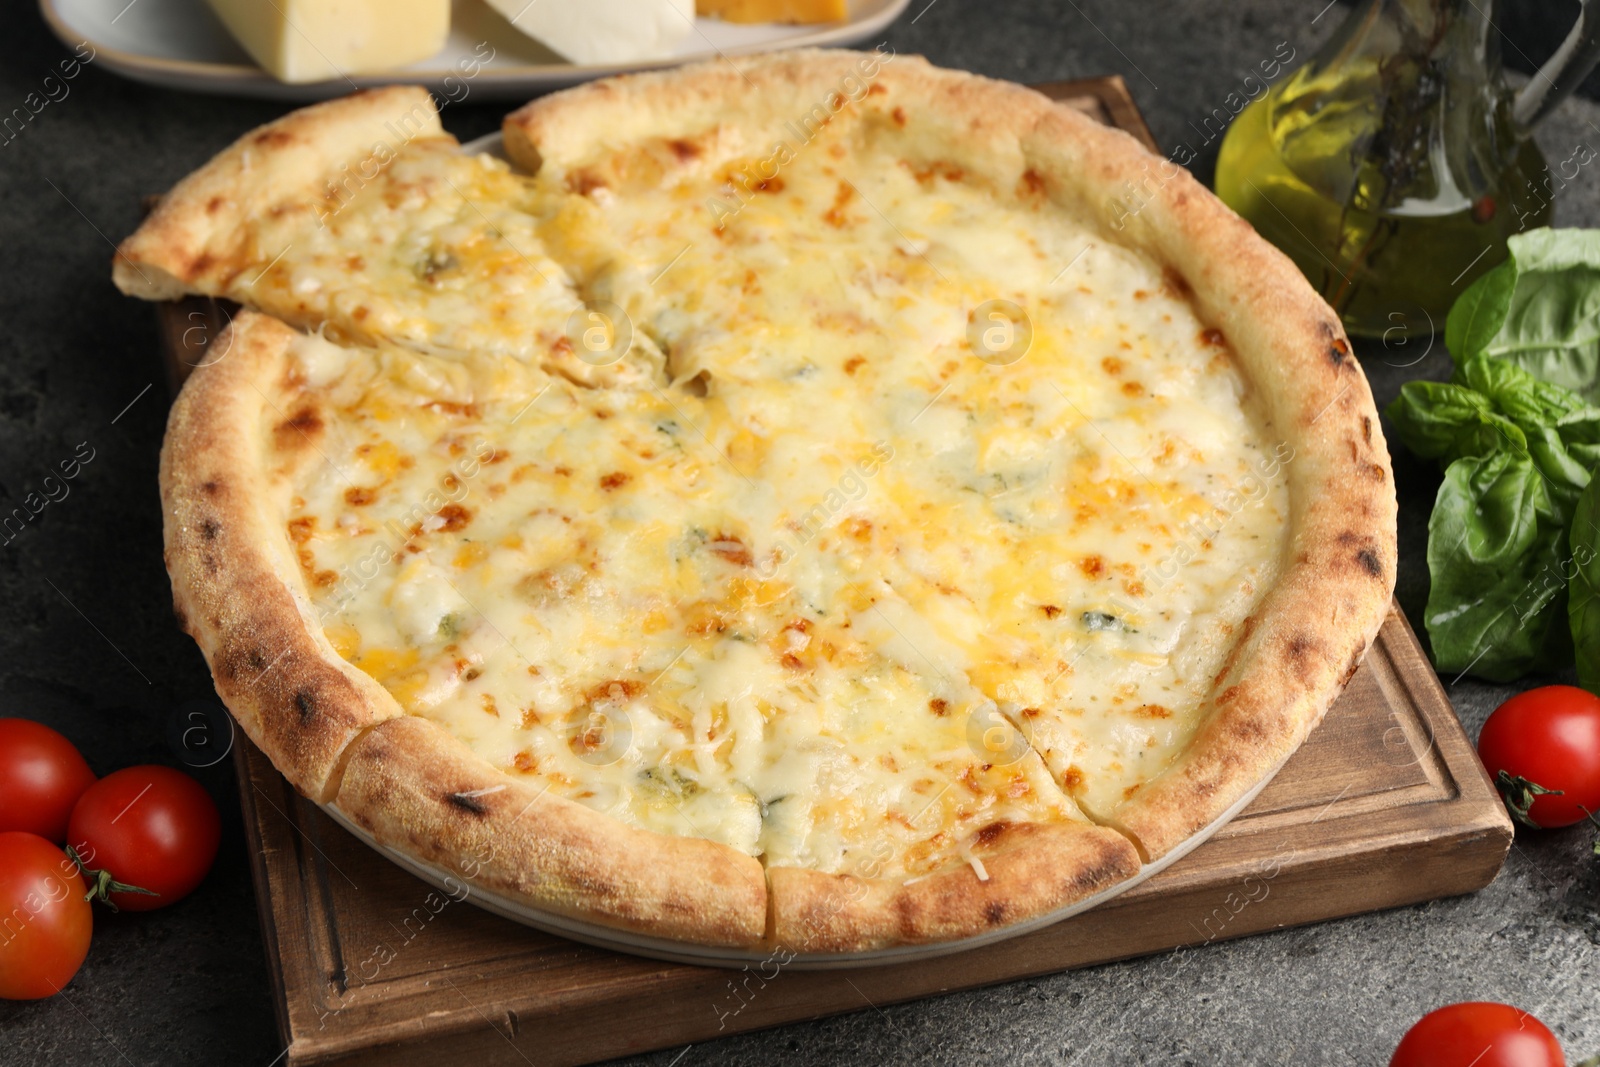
[
  {"x1": 1287, "y1": 632, "x2": 1316, "y2": 665},
  {"x1": 975, "y1": 821, "x2": 1010, "y2": 847},
  {"x1": 1018, "y1": 168, "x2": 1046, "y2": 197},
  {"x1": 983, "y1": 901, "x2": 1007, "y2": 925},
  {"x1": 200, "y1": 519, "x2": 221, "y2": 541},
  {"x1": 202, "y1": 480, "x2": 223, "y2": 497},
  {"x1": 666, "y1": 138, "x2": 701, "y2": 162},
  {"x1": 1077, "y1": 842, "x2": 1140, "y2": 889},
  {"x1": 253, "y1": 129, "x2": 296, "y2": 148},
  {"x1": 1161, "y1": 267, "x2": 1193, "y2": 300},
  {"x1": 1324, "y1": 326, "x2": 1352, "y2": 365},
  {"x1": 446, "y1": 791, "x2": 490, "y2": 816},
  {"x1": 1361, "y1": 416, "x2": 1373, "y2": 444},
  {"x1": 1340, "y1": 646, "x2": 1365, "y2": 686},
  {"x1": 206, "y1": 196, "x2": 226, "y2": 215},
  {"x1": 1229, "y1": 712, "x2": 1269, "y2": 744},
  {"x1": 1356, "y1": 548, "x2": 1384, "y2": 578},
  {"x1": 293, "y1": 688, "x2": 316, "y2": 723}
]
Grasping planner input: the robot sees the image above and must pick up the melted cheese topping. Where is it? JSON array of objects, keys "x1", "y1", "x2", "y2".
[
  {"x1": 231, "y1": 138, "x2": 660, "y2": 387},
  {"x1": 276, "y1": 106, "x2": 1290, "y2": 877}
]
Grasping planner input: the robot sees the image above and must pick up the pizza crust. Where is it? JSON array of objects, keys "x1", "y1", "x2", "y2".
[
  {"x1": 160, "y1": 311, "x2": 405, "y2": 802},
  {"x1": 334, "y1": 715, "x2": 770, "y2": 948},
  {"x1": 768, "y1": 821, "x2": 1139, "y2": 953}
]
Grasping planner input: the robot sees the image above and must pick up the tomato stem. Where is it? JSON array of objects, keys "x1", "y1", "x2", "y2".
[
  {"x1": 1494, "y1": 770, "x2": 1563, "y2": 828},
  {"x1": 1580, "y1": 805, "x2": 1600, "y2": 857},
  {"x1": 65, "y1": 843, "x2": 160, "y2": 912}
]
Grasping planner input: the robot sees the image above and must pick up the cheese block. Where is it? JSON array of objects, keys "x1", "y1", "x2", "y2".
[
  {"x1": 203, "y1": 0, "x2": 450, "y2": 84},
  {"x1": 481, "y1": 0, "x2": 695, "y2": 65},
  {"x1": 696, "y1": 0, "x2": 847, "y2": 23}
]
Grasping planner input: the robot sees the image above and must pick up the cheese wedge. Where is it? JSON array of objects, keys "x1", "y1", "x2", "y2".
[
  {"x1": 203, "y1": 0, "x2": 450, "y2": 84},
  {"x1": 696, "y1": 0, "x2": 847, "y2": 23},
  {"x1": 481, "y1": 0, "x2": 695, "y2": 65}
]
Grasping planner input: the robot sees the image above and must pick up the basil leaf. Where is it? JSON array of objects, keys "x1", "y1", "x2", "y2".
[
  {"x1": 1385, "y1": 380, "x2": 1521, "y2": 459},
  {"x1": 1445, "y1": 228, "x2": 1600, "y2": 403},
  {"x1": 1570, "y1": 476, "x2": 1600, "y2": 693},
  {"x1": 1425, "y1": 449, "x2": 1574, "y2": 680},
  {"x1": 1454, "y1": 353, "x2": 1593, "y2": 428}
]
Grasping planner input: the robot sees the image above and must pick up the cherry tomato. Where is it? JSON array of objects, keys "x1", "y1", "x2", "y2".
[
  {"x1": 68, "y1": 766, "x2": 220, "y2": 912},
  {"x1": 1391, "y1": 1002, "x2": 1564, "y2": 1067},
  {"x1": 0, "y1": 718, "x2": 97, "y2": 842},
  {"x1": 0, "y1": 832, "x2": 93, "y2": 1000},
  {"x1": 1478, "y1": 685, "x2": 1600, "y2": 829}
]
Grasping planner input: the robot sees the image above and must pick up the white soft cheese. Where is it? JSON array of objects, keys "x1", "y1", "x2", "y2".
[{"x1": 482, "y1": 0, "x2": 695, "y2": 64}]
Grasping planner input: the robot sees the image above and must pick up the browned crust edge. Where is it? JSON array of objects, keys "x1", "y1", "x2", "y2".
[
  {"x1": 769, "y1": 822, "x2": 1140, "y2": 954},
  {"x1": 334, "y1": 716, "x2": 768, "y2": 948},
  {"x1": 114, "y1": 86, "x2": 443, "y2": 301},
  {"x1": 507, "y1": 51, "x2": 1397, "y2": 866},
  {"x1": 159, "y1": 311, "x2": 404, "y2": 801}
]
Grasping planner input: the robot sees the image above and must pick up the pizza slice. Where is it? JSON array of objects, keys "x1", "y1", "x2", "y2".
[{"x1": 113, "y1": 88, "x2": 657, "y2": 389}]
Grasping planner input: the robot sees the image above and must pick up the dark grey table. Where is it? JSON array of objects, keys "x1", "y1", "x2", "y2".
[{"x1": 2, "y1": 3, "x2": 1597, "y2": 1064}]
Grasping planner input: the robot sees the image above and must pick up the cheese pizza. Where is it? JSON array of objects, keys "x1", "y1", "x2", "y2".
[{"x1": 118, "y1": 51, "x2": 1396, "y2": 953}]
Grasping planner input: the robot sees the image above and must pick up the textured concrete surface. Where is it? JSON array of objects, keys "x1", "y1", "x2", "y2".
[{"x1": 1, "y1": 2, "x2": 1598, "y2": 1065}]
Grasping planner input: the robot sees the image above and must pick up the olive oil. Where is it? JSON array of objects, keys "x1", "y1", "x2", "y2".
[{"x1": 1216, "y1": 70, "x2": 1552, "y2": 339}]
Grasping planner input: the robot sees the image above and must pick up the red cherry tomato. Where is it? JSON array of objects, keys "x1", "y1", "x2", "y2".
[
  {"x1": 1391, "y1": 1002, "x2": 1564, "y2": 1067},
  {"x1": 68, "y1": 766, "x2": 220, "y2": 912},
  {"x1": 1478, "y1": 685, "x2": 1600, "y2": 829},
  {"x1": 0, "y1": 718, "x2": 97, "y2": 842},
  {"x1": 0, "y1": 832, "x2": 93, "y2": 1000}
]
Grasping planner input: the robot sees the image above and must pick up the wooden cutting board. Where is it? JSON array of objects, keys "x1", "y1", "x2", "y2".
[{"x1": 151, "y1": 75, "x2": 1513, "y2": 1067}]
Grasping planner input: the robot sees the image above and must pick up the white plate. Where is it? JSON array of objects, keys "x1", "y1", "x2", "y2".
[{"x1": 41, "y1": 0, "x2": 910, "y2": 101}]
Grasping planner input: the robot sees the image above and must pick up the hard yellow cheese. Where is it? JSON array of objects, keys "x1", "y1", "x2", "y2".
[
  {"x1": 696, "y1": 0, "x2": 847, "y2": 23},
  {"x1": 203, "y1": 0, "x2": 450, "y2": 84}
]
